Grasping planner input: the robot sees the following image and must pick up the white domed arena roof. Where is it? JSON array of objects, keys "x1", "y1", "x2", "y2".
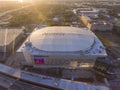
[{"x1": 29, "y1": 26, "x2": 95, "y2": 52}]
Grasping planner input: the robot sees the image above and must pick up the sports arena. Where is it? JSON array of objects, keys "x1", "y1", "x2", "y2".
[{"x1": 21, "y1": 26, "x2": 107, "y2": 69}]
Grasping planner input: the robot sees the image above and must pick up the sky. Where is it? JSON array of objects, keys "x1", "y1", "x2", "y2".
[
  {"x1": 0, "y1": 0, "x2": 18, "y2": 1},
  {"x1": 0, "y1": 0, "x2": 29, "y2": 2},
  {"x1": 0, "y1": 0, "x2": 20, "y2": 1},
  {"x1": 0, "y1": 0, "x2": 25, "y2": 1},
  {"x1": 0, "y1": 0, "x2": 35, "y2": 2}
]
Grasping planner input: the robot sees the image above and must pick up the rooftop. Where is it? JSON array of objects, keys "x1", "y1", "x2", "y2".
[
  {"x1": 19, "y1": 27, "x2": 107, "y2": 56},
  {"x1": 30, "y1": 26, "x2": 95, "y2": 52},
  {"x1": 0, "y1": 28, "x2": 23, "y2": 46}
]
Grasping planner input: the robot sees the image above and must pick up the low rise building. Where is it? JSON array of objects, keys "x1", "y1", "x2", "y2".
[
  {"x1": 73, "y1": 8, "x2": 99, "y2": 17},
  {"x1": 80, "y1": 15, "x2": 113, "y2": 31},
  {"x1": 89, "y1": 20, "x2": 113, "y2": 31}
]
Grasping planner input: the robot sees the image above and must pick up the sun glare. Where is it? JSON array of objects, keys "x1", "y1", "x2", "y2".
[{"x1": 19, "y1": 0, "x2": 23, "y2": 3}]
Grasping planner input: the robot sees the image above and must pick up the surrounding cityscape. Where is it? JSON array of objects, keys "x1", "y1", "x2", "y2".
[{"x1": 0, "y1": 0, "x2": 120, "y2": 90}]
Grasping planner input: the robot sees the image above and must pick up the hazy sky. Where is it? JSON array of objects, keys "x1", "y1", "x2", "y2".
[
  {"x1": 0, "y1": 0, "x2": 33, "y2": 1},
  {"x1": 0, "y1": 0, "x2": 27, "y2": 1},
  {"x1": 0, "y1": 0, "x2": 19, "y2": 1}
]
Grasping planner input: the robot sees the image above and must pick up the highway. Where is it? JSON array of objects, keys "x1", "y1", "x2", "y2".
[
  {"x1": 0, "y1": 5, "x2": 33, "y2": 25},
  {"x1": 0, "y1": 63, "x2": 63, "y2": 90},
  {"x1": 0, "y1": 5, "x2": 32, "y2": 17},
  {"x1": 0, "y1": 73, "x2": 52, "y2": 90},
  {"x1": 0, "y1": 63, "x2": 109, "y2": 90}
]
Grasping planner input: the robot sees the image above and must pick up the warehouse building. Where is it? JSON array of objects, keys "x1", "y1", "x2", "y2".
[
  {"x1": 80, "y1": 16, "x2": 113, "y2": 31},
  {"x1": 0, "y1": 28, "x2": 24, "y2": 60},
  {"x1": 73, "y1": 8, "x2": 99, "y2": 17}
]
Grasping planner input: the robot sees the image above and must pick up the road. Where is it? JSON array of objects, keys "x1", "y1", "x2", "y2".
[
  {"x1": 95, "y1": 32, "x2": 120, "y2": 46},
  {"x1": 0, "y1": 73, "x2": 52, "y2": 90},
  {"x1": 0, "y1": 5, "x2": 32, "y2": 17},
  {"x1": 0, "y1": 5, "x2": 33, "y2": 25}
]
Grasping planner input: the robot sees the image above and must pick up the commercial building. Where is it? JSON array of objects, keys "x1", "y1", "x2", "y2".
[
  {"x1": 73, "y1": 8, "x2": 99, "y2": 17},
  {"x1": 80, "y1": 16, "x2": 113, "y2": 31},
  {"x1": 88, "y1": 20, "x2": 113, "y2": 31}
]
